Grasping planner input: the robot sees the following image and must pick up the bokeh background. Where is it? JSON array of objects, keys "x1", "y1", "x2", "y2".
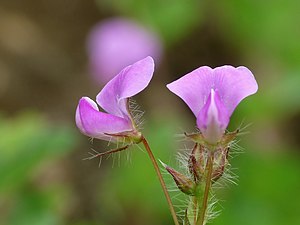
[{"x1": 1, "y1": 1, "x2": 300, "y2": 225}]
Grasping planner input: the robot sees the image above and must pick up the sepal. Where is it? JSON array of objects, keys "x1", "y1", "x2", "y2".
[{"x1": 104, "y1": 130, "x2": 143, "y2": 144}]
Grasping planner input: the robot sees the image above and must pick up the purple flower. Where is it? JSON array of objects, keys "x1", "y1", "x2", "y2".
[
  {"x1": 167, "y1": 66, "x2": 258, "y2": 144},
  {"x1": 76, "y1": 56, "x2": 154, "y2": 142},
  {"x1": 87, "y1": 18, "x2": 162, "y2": 84}
]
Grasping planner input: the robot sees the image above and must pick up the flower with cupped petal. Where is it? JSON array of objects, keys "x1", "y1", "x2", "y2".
[
  {"x1": 76, "y1": 56, "x2": 154, "y2": 143},
  {"x1": 167, "y1": 65, "x2": 258, "y2": 145}
]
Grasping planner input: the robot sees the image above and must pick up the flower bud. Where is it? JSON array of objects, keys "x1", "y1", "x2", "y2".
[
  {"x1": 188, "y1": 144, "x2": 205, "y2": 182},
  {"x1": 212, "y1": 147, "x2": 229, "y2": 182},
  {"x1": 164, "y1": 164, "x2": 195, "y2": 196}
]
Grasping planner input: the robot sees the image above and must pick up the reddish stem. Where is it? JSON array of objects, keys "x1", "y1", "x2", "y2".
[{"x1": 141, "y1": 136, "x2": 180, "y2": 225}]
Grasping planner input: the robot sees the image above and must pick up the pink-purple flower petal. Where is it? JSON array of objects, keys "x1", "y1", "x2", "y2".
[
  {"x1": 196, "y1": 89, "x2": 230, "y2": 144},
  {"x1": 167, "y1": 65, "x2": 258, "y2": 118},
  {"x1": 76, "y1": 97, "x2": 132, "y2": 139},
  {"x1": 167, "y1": 66, "x2": 213, "y2": 116},
  {"x1": 212, "y1": 66, "x2": 258, "y2": 115},
  {"x1": 167, "y1": 65, "x2": 258, "y2": 143},
  {"x1": 96, "y1": 56, "x2": 154, "y2": 118}
]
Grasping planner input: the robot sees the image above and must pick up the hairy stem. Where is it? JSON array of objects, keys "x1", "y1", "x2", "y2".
[
  {"x1": 193, "y1": 196, "x2": 198, "y2": 224},
  {"x1": 141, "y1": 136, "x2": 180, "y2": 225},
  {"x1": 197, "y1": 153, "x2": 214, "y2": 225},
  {"x1": 85, "y1": 145, "x2": 129, "y2": 160}
]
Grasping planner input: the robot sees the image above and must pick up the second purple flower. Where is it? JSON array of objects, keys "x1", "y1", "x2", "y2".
[{"x1": 167, "y1": 65, "x2": 258, "y2": 145}]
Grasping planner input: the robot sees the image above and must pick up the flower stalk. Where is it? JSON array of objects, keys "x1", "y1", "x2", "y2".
[
  {"x1": 141, "y1": 136, "x2": 180, "y2": 225},
  {"x1": 197, "y1": 153, "x2": 214, "y2": 225}
]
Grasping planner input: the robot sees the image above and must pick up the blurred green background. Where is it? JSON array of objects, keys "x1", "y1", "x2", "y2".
[{"x1": 1, "y1": 0, "x2": 300, "y2": 225}]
